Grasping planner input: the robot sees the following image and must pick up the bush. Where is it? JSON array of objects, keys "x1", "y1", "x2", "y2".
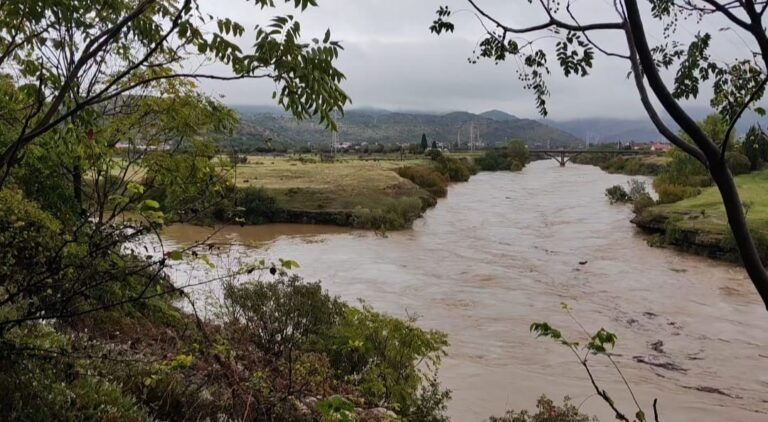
[
  {"x1": 487, "y1": 395, "x2": 594, "y2": 422},
  {"x1": 220, "y1": 275, "x2": 450, "y2": 420},
  {"x1": 435, "y1": 154, "x2": 472, "y2": 182},
  {"x1": 476, "y1": 141, "x2": 529, "y2": 172},
  {"x1": 222, "y1": 275, "x2": 345, "y2": 358},
  {"x1": 322, "y1": 303, "x2": 449, "y2": 418},
  {"x1": 397, "y1": 166, "x2": 449, "y2": 197},
  {"x1": 655, "y1": 183, "x2": 701, "y2": 204},
  {"x1": 351, "y1": 197, "x2": 424, "y2": 230},
  {"x1": 726, "y1": 151, "x2": 751, "y2": 176},
  {"x1": 599, "y1": 156, "x2": 665, "y2": 176},
  {"x1": 476, "y1": 150, "x2": 511, "y2": 171},
  {"x1": 633, "y1": 192, "x2": 655, "y2": 214},
  {"x1": 605, "y1": 185, "x2": 631, "y2": 204},
  {"x1": 655, "y1": 149, "x2": 712, "y2": 188},
  {"x1": 237, "y1": 186, "x2": 278, "y2": 224}
]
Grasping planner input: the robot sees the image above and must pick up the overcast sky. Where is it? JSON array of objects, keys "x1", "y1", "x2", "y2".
[{"x1": 197, "y1": 0, "x2": 759, "y2": 120}]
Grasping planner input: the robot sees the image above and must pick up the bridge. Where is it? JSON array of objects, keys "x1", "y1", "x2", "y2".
[{"x1": 527, "y1": 149, "x2": 653, "y2": 167}]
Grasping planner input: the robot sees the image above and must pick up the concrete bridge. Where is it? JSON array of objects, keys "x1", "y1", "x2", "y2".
[{"x1": 527, "y1": 149, "x2": 653, "y2": 167}]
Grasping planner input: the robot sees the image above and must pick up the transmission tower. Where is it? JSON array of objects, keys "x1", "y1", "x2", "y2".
[{"x1": 331, "y1": 132, "x2": 339, "y2": 155}]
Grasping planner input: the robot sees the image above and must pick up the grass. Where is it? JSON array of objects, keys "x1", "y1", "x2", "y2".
[
  {"x1": 636, "y1": 170, "x2": 768, "y2": 263},
  {"x1": 234, "y1": 155, "x2": 432, "y2": 212},
  {"x1": 644, "y1": 170, "x2": 768, "y2": 236}
]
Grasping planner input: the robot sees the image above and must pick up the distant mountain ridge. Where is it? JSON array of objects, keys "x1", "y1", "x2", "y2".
[
  {"x1": 543, "y1": 106, "x2": 764, "y2": 143},
  {"x1": 228, "y1": 106, "x2": 582, "y2": 149}
]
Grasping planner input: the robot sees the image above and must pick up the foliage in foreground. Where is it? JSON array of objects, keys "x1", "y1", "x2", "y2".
[
  {"x1": 488, "y1": 396, "x2": 596, "y2": 422},
  {"x1": 530, "y1": 304, "x2": 655, "y2": 422},
  {"x1": 1, "y1": 254, "x2": 452, "y2": 420}
]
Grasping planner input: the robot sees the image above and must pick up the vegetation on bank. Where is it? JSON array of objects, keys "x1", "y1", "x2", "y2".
[
  {"x1": 475, "y1": 140, "x2": 531, "y2": 171},
  {"x1": 605, "y1": 118, "x2": 768, "y2": 263},
  {"x1": 0, "y1": 198, "x2": 451, "y2": 420},
  {"x1": 574, "y1": 153, "x2": 670, "y2": 176},
  {"x1": 220, "y1": 153, "x2": 477, "y2": 231},
  {"x1": 633, "y1": 169, "x2": 768, "y2": 262}
]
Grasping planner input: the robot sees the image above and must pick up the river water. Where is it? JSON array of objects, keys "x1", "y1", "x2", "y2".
[{"x1": 162, "y1": 161, "x2": 768, "y2": 421}]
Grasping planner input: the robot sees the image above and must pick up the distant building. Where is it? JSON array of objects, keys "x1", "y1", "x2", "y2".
[{"x1": 649, "y1": 142, "x2": 673, "y2": 152}]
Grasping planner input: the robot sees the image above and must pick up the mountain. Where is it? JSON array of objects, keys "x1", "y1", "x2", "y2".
[
  {"x1": 543, "y1": 106, "x2": 765, "y2": 143},
  {"x1": 542, "y1": 118, "x2": 664, "y2": 143},
  {"x1": 225, "y1": 107, "x2": 582, "y2": 150},
  {"x1": 480, "y1": 110, "x2": 518, "y2": 121}
]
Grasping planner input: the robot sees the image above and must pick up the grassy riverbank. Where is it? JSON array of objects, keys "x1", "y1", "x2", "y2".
[
  {"x1": 231, "y1": 154, "x2": 475, "y2": 230},
  {"x1": 572, "y1": 153, "x2": 670, "y2": 175},
  {"x1": 633, "y1": 170, "x2": 768, "y2": 261}
]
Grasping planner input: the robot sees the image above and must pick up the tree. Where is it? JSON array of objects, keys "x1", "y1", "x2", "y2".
[
  {"x1": 431, "y1": 1, "x2": 768, "y2": 310},
  {"x1": 0, "y1": 0, "x2": 350, "y2": 350},
  {"x1": 0, "y1": 0, "x2": 349, "y2": 187},
  {"x1": 507, "y1": 140, "x2": 530, "y2": 167},
  {"x1": 743, "y1": 125, "x2": 768, "y2": 171},
  {"x1": 432, "y1": 140, "x2": 438, "y2": 150},
  {"x1": 421, "y1": 133, "x2": 429, "y2": 152}
]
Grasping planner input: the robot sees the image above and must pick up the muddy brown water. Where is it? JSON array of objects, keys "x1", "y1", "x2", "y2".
[{"x1": 161, "y1": 161, "x2": 768, "y2": 421}]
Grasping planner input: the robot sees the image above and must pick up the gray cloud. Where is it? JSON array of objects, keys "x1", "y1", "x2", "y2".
[{"x1": 198, "y1": 0, "x2": 759, "y2": 120}]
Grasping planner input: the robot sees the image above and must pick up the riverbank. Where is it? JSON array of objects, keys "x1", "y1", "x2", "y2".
[
  {"x1": 163, "y1": 163, "x2": 768, "y2": 421},
  {"x1": 632, "y1": 169, "x2": 768, "y2": 262},
  {"x1": 231, "y1": 154, "x2": 476, "y2": 230},
  {"x1": 572, "y1": 153, "x2": 669, "y2": 176}
]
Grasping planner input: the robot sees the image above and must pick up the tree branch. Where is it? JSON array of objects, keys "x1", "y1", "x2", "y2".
[
  {"x1": 624, "y1": 23, "x2": 707, "y2": 165},
  {"x1": 721, "y1": 74, "x2": 768, "y2": 161},
  {"x1": 625, "y1": 0, "x2": 720, "y2": 163},
  {"x1": 467, "y1": 0, "x2": 623, "y2": 34}
]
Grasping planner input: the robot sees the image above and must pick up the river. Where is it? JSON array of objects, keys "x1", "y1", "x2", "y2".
[{"x1": 162, "y1": 160, "x2": 768, "y2": 421}]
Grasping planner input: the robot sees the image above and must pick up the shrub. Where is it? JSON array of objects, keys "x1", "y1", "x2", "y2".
[
  {"x1": 655, "y1": 149, "x2": 712, "y2": 188},
  {"x1": 237, "y1": 186, "x2": 278, "y2": 224},
  {"x1": 626, "y1": 179, "x2": 647, "y2": 199},
  {"x1": 476, "y1": 150, "x2": 511, "y2": 171},
  {"x1": 428, "y1": 148, "x2": 443, "y2": 161},
  {"x1": 725, "y1": 151, "x2": 751, "y2": 176},
  {"x1": 222, "y1": 275, "x2": 345, "y2": 358},
  {"x1": 476, "y1": 141, "x2": 529, "y2": 172},
  {"x1": 435, "y1": 154, "x2": 472, "y2": 182},
  {"x1": 487, "y1": 395, "x2": 594, "y2": 422},
  {"x1": 633, "y1": 192, "x2": 655, "y2": 214},
  {"x1": 605, "y1": 185, "x2": 630, "y2": 204},
  {"x1": 219, "y1": 275, "x2": 450, "y2": 420},
  {"x1": 396, "y1": 166, "x2": 449, "y2": 197},
  {"x1": 655, "y1": 183, "x2": 701, "y2": 204},
  {"x1": 351, "y1": 197, "x2": 423, "y2": 230},
  {"x1": 322, "y1": 303, "x2": 449, "y2": 418}
]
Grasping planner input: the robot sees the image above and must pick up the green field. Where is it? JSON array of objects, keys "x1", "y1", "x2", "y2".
[
  {"x1": 634, "y1": 170, "x2": 768, "y2": 260},
  {"x1": 642, "y1": 170, "x2": 768, "y2": 236}
]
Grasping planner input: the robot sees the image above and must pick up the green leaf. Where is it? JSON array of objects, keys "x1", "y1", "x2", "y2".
[
  {"x1": 200, "y1": 255, "x2": 216, "y2": 269},
  {"x1": 279, "y1": 258, "x2": 300, "y2": 270},
  {"x1": 143, "y1": 199, "x2": 160, "y2": 209},
  {"x1": 168, "y1": 250, "x2": 184, "y2": 260}
]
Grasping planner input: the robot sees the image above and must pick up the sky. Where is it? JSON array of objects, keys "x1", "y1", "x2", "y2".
[{"x1": 197, "y1": 0, "x2": 759, "y2": 120}]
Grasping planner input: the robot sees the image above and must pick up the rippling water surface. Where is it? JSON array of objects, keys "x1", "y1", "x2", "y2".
[{"x1": 163, "y1": 161, "x2": 768, "y2": 421}]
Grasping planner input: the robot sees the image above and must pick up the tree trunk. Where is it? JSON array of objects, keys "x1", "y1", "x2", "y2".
[
  {"x1": 710, "y1": 162, "x2": 768, "y2": 309},
  {"x1": 73, "y1": 164, "x2": 83, "y2": 212}
]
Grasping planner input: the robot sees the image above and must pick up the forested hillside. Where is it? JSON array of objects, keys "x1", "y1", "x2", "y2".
[{"x1": 222, "y1": 107, "x2": 583, "y2": 151}]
